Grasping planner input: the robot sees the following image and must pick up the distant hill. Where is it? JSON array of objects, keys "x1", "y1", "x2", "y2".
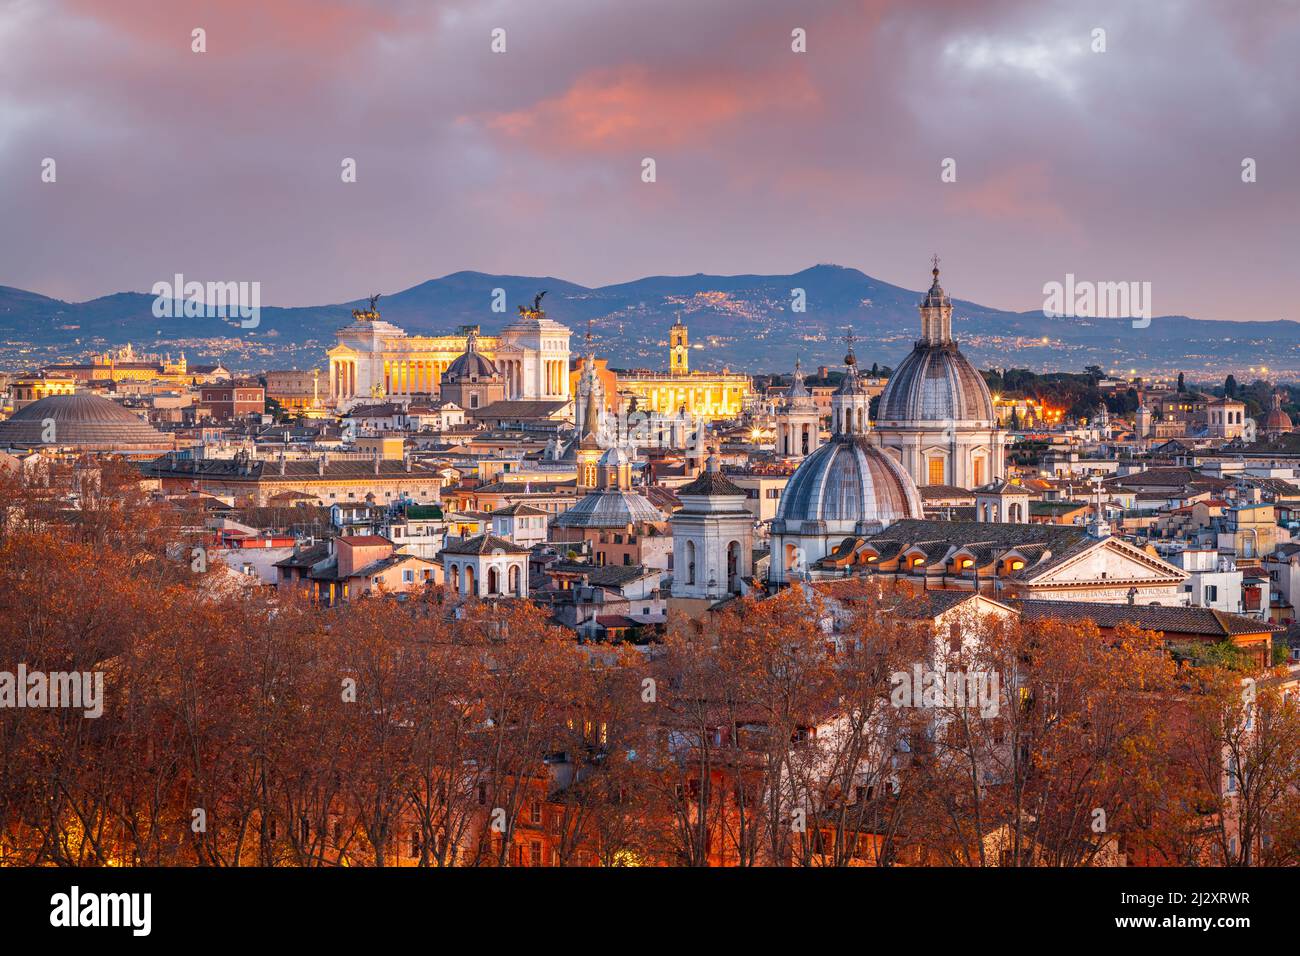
[{"x1": 3, "y1": 265, "x2": 1298, "y2": 375}]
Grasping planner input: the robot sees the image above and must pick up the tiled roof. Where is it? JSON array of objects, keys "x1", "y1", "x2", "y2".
[
  {"x1": 472, "y1": 400, "x2": 570, "y2": 419},
  {"x1": 273, "y1": 541, "x2": 331, "y2": 569},
  {"x1": 919, "y1": 484, "x2": 974, "y2": 499},
  {"x1": 440, "y1": 533, "x2": 530, "y2": 555},
  {"x1": 492, "y1": 502, "x2": 549, "y2": 517},
  {"x1": 677, "y1": 470, "x2": 746, "y2": 497},
  {"x1": 141, "y1": 455, "x2": 437, "y2": 481},
  {"x1": 1015, "y1": 600, "x2": 1282, "y2": 636},
  {"x1": 546, "y1": 561, "x2": 655, "y2": 587}
]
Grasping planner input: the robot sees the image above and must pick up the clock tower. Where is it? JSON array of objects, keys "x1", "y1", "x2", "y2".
[{"x1": 669, "y1": 316, "x2": 689, "y2": 376}]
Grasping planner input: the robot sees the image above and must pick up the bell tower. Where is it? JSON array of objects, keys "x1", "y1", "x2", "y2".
[
  {"x1": 669, "y1": 316, "x2": 689, "y2": 376},
  {"x1": 831, "y1": 332, "x2": 871, "y2": 438},
  {"x1": 777, "y1": 357, "x2": 822, "y2": 458},
  {"x1": 670, "y1": 456, "x2": 753, "y2": 601}
]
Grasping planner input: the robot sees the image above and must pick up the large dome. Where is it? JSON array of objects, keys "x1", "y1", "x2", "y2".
[
  {"x1": 877, "y1": 343, "x2": 994, "y2": 424},
  {"x1": 553, "y1": 489, "x2": 666, "y2": 529},
  {"x1": 0, "y1": 393, "x2": 171, "y2": 451},
  {"x1": 774, "y1": 436, "x2": 922, "y2": 531}
]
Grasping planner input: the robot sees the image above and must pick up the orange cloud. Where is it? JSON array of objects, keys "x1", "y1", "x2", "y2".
[{"x1": 476, "y1": 64, "x2": 820, "y2": 154}]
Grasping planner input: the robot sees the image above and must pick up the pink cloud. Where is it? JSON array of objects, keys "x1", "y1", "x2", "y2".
[
  {"x1": 474, "y1": 64, "x2": 821, "y2": 154},
  {"x1": 945, "y1": 163, "x2": 1069, "y2": 228}
]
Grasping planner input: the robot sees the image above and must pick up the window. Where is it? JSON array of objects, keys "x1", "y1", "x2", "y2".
[
  {"x1": 927, "y1": 457, "x2": 945, "y2": 486},
  {"x1": 530, "y1": 800, "x2": 542, "y2": 825},
  {"x1": 1205, "y1": 584, "x2": 1218, "y2": 603}
]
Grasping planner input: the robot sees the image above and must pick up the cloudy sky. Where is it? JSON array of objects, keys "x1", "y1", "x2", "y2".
[{"x1": 2, "y1": 0, "x2": 1297, "y2": 320}]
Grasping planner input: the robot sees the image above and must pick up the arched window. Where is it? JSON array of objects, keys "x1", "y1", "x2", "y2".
[
  {"x1": 488, "y1": 567, "x2": 500, "y2": 595},
  {"x1": 726, "y1": 540, "x2": 741, "y2": 592},
  {"x1": 685, "y1": 540, "x2": 696, "y2": 585},
  {"x1": 464, "y1": 565, "x2": 476, "y2": 595},
  {"x1": 450, "y1": 564, "x2": 460, "y2": 593},
  {"x1": 509, "y1": 564, "x2": 521, "y2": 595}
]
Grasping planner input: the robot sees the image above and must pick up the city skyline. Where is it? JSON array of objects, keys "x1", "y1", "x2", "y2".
[{"x1": 2, "y1": 0, "x2": 1298, "y2": 324}]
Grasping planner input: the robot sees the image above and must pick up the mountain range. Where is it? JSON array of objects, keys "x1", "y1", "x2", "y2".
[{"x1": 2, "y1": 265, "x2": 1296, "y2": 377}]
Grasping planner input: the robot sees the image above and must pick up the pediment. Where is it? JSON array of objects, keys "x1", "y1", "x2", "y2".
[{"x1": 1025, "y1": 538, "x2": 1186, "y2": 586}]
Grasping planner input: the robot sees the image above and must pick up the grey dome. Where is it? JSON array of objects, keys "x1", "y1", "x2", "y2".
[
  {"x1": 443, "y1": 332, "x2": 499, "y2": 383},
  {"x1": 444, "y1": 349, "x2": 499, "y2": 382},
  {"x1": 877, "y1": 343, "x2": 994, "y2": 424},
  {"x1": 0, "y1": 393, "x2": 170, "y2": 450},
  {"x1": 774, "y1": 436, "x2": 922, "y2": 530},
  {"x1": 554, "y1": 489, "x2": 666, "y2": 529}
]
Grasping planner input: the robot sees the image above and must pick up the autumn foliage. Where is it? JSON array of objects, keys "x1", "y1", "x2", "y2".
[{"x1": 0, "y1": 461, "x2": 1298, "y2": 866}]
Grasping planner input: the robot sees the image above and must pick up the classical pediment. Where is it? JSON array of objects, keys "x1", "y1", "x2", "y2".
[{"x1": 1024, "y1": 537, "x2": 1186, "y2": 587}]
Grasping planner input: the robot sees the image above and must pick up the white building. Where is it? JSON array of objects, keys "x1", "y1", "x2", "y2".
[
  {"x1": 491, "y1": 503, "x2": 550, "y2": 549},
  {"x1": 328, "y1": 296, "x2": 570, "y2": 410},
  {"x1": 439, "y1": 533, "x2": 530, "y2": 599},
  {"x1": 1175, "y1": 548, "x2": 1243, "y2": 613},
  {"x1": 670, "y1": 456, "x2": 755, "y2": 602}
]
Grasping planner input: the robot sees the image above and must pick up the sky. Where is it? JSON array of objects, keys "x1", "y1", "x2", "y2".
[{"x1": 2, "y1": 0, "x2": 1298, "y2": 320}]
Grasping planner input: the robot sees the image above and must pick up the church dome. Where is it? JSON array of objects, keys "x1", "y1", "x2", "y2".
[
  {"x1": 877, "y1": 262, "x2": 995, "y2": 425},
  {"x1": 1263, "y1": 391, "x2": 1292, "y2": 436},
  {"x1": 877, "y1": 344, "x2": 994, "y2": 424},
  {"x1": 0, "y1": 393, "x2": 170, "y2": 450},
  {"x1": 774, "y1": 435, "x2": 922, "y2": 531},
  {"x1": 443, "y1": 331, "x2": 499, "y2": 382},
  {"x1": 553, "y1": 489, "x2": 666, "y2": 529}
]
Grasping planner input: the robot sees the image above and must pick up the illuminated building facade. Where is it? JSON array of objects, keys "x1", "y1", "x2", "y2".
[
  {"x1": 327, "y1": 298, "x2": 570, "y2": 409},
  {"x1": 614, "y1": 318, "x2": 751, "y2": 423}
]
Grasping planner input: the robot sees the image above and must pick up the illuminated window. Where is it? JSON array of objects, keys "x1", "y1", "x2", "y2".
[
  {"x1": 912, "y1": 557, "x2": 926, "y2": 568},
  {"x1": 927, "y1": 457, "x2": 945, "y2": 485},
  {"x1": 1010, "y1": 559, "x2": 1025, "y2": 571},
  {"x1": 961, "y1": 558, "x2": 974, "y2": 569}
]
